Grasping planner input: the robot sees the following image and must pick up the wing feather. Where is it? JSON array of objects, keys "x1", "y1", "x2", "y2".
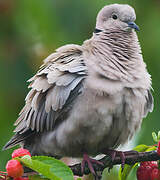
[{"x1": 3, "y1": 45, "x2": 87, "y2": 150}]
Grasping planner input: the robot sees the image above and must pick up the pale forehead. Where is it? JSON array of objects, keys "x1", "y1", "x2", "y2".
[{"x1": 98, "y1": 4, "x2": 136, "y2": 21}]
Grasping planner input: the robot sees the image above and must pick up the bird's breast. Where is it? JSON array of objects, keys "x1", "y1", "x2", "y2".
[
  {"x1": 54, "y1": 89, "x2": 127, "y2": 156},
  {"x1": 40, "y1": 88, "x2": 143, "y2": 157}
]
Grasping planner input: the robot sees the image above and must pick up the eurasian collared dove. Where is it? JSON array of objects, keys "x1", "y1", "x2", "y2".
[{"x1": 4, "y1": 3, "x2": 153, "y2": 175}]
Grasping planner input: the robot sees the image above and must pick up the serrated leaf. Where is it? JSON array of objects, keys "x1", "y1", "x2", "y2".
[
  {"x1": 18, "y1": 156, "x2": 60, "y2": 180},
  {"x1": 18, "y1": 155, "x2": 74, "y2": 180},
  {"x1": 32, "y1": 156, "x2": 74, "y2": 180}
]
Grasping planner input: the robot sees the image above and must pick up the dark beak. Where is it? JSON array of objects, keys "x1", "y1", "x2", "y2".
[{"x1": 127, "y1": 22, "x2": 140, "y2": 31}]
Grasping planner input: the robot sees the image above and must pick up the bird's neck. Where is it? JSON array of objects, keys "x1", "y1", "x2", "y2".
[
  {"x1": 83, "y1": 30, "x2": 147, "y2": 83},
  {"x1": 93, "y1": 30, "x2": 143, "y2": 65}
]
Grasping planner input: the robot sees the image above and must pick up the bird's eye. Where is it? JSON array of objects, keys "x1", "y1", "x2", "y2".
[{"x1": 112, "y1": 14, "x2": 118, "y2": 20}]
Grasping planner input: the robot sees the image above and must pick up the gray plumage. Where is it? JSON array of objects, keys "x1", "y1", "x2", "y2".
[{"x1": 4, "y1": 4, "x2": 153, "y2": 159}]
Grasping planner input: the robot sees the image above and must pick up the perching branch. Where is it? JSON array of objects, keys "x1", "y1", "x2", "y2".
[{"x1": 70, "y1": 150, "x2": 160, "y2": 176}]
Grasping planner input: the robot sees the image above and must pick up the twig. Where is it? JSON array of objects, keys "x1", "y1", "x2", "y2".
[{"x1": 70, "y1": 150, "x2": 160, "y2": 176}]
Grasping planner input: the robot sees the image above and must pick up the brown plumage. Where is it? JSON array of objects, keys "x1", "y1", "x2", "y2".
[{"x1": 4, "y1": 3, "x2": 153, "y2": 169}]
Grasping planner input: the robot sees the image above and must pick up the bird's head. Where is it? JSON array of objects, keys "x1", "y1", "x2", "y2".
[{"x1": 95, "y1": 4, "x2": 139, "y2": 33}]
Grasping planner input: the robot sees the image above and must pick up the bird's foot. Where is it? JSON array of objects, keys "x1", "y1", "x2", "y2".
[
  {"x1": 81, "y1": 152, "x2": 103, "y2": 175},
  {"x1": 102, "y1": 149, "x2": 138, "y2": 171}
]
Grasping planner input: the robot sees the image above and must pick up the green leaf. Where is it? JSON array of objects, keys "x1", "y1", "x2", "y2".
[
  {"x1": 18, "y1": 155, "x2": 60, "y2": 180},
  {"x1": 29, "y1": 174, "x2": 49, "y2": 180},
  {"x1": 18, "y1": 155, "x2": 74, "y2": 180},
  {"x1": 133, "y1": 144, "x2": 149, "y2": 152},
  {"x1": 152, "y1": 132, "x2": 158, "y2": 142},
  {"x1": 119, "y1": 163, "x2": 138, "y2": 180},
  {"x1": 158, "y1": 131, "x2": 160, "y2": 141},
  {"x1": 32, "y1": 156, "x2": 74, "y2": 180},
  {"x1": 146, "y1": 146, "x2": 157, "y2": 151}
]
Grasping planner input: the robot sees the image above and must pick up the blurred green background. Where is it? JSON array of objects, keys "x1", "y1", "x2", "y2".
[{"x1": 0, "y1": 0, "x2": 160, "y2": 179}]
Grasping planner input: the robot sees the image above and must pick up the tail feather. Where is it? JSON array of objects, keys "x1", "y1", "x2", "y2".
[{"x1": 3, "y1": 130, "x2": 34, "y2": 150}]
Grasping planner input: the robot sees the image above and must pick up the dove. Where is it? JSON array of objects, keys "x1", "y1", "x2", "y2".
[{"x1": 4, "y1": 4, "x2": 153, "y2": 175}]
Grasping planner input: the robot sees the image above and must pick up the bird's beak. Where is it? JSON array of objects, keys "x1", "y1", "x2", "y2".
[{"x1": 127, "y1": 22, "x2": 140, "y2": 31}]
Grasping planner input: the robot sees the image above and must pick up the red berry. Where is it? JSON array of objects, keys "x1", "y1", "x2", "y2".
[
  {"x1": 157, "y1": 141, "x2": 160, "y2": 156},
  {"x1": 12, "y1": 148, "x2": 31, "y2": 158},
  {"x1": 141, "y1": 161, "x2": 158, "y2": 169},
  {"x1": 6, "y1": 160, "x2": 24, "y2": 178},
  {"x1": 137, "y1": 165, "x2": 152, "y2": 180},
  {"x1": 151, "y1": 168, "x2": 160, "y2": 180},
  {"x1": 137, "y1": 161, "x2": 158, "y2": 180}
]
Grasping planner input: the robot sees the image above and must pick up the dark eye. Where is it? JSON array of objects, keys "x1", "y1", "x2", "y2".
[{"x1": 112, "y1": 14, "x2": 118, "y2": 20}]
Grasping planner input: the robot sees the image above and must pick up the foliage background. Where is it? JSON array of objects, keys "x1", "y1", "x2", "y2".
[{"x1": 0, "y1": 0, "x2": 160, "y2": 179}]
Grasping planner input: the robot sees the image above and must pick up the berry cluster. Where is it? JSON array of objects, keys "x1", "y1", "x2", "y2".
[
  {"x1": 137, "y1": 161, "x2": 160, "y2": 180},
  {"x1": 137, "y1": 140, "x2": 160, "y2": 180},
  {"x1": 5, "y1": 148, "x2": 31, "y2": 180}
]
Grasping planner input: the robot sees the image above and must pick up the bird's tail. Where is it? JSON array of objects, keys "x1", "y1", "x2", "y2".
[{"x1": 3, "y1": 130, "x2": 33, "y2": 150}]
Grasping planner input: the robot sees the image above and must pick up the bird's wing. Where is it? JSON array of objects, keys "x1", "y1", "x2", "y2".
[{"x1": 4, "y1": 45, "x2": 87, "y2": 149}]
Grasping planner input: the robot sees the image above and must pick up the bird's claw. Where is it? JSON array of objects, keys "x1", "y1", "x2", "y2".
[
  {"x1": 81, "y1": 153, "x2": 104, "y2": 175},
  {"x1": 103, "y1": 149, "x2": 138, "y2": 171}
]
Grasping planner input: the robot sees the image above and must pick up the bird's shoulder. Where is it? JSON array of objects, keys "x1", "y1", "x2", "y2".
[
  {"x1": 44, "y1": 44, "x2": 84, "y2": 64},
  {"x1": 15, "y1": 44, "x2": 87, "y2": 133}
]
